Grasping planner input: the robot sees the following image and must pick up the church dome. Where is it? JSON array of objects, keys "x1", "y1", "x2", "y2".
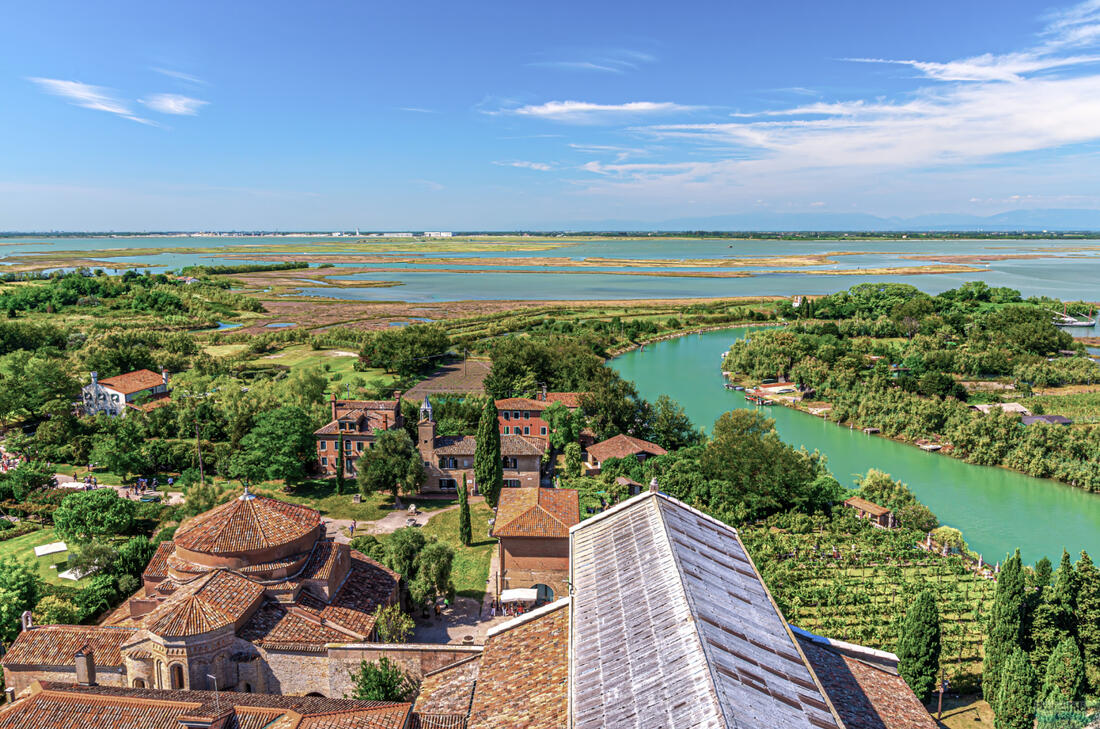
[{"x1": 173, "y1": 490, "x2": 322, "y2": 569}]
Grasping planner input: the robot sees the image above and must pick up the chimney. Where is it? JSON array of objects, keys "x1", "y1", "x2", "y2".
[
  {"x1": 393, "y1": 389, "x2": 403, "y2": 401},
  {"x1": 649, "y1": 477, "x2": 659, "y2": 494},
  {"x1": 75, "y1": 646, "x2": 96, "y2": 686},
  {"x1": 162, "y1": 369, "x2": 169, "y2": 386},
  {"x1": 20, "y1": 611, "x2": 32, "y2": 632},
  {"x1": 4, "y1": 687, "x2": 13, "y2": 704}
]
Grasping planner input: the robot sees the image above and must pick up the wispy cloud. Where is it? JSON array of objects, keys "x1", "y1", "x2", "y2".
[
  {"x1": 399, "y1": 107, "x2": 439, "y2": 113},
  {"x1": 528, "y1": 49, "x2": 655, "y2": 74},
  {"x1": 494, "y1": 100, "x2": 699, "y2": 124},
  {"x1": 27, "y1": 77, "x2": 154, "y2": 125},
  {"x1": 151, "y1": 67, "x2": 207, "y2": 85},
  {"x1": 568, "y1": 143, "x2": 648, "y2": 162},
  {"x1": 139, "y1": 93, "x2": 208, "y2": 115},
  {"x1": 494, "y1": 160, "x2": 554, "y2": 171}
]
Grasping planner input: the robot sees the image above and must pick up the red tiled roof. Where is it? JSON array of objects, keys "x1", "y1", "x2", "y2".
[
  {"x1": 414, "y1": 655, "x2": 480, "y2": 717},
  {"x1": 585, "y1": 433, "x2": 667, "y2": 463},
  {"x1": 495, "y1": 398, "x2": 549, "y2": 411},
  {"x1": 467, "y1": 602, "x2": 569, "y2": 729},
  {"x1": 543, "y1": 392, "x2": 582, "y2": 408},
  {"x1": 844, "y1": 497, "x2": 891, "y2": 517},
  {"x1": 433, "y1": 435, "x2": 545, "y2": 457},
  {"x1": 2, "y1": 625, "x2": 136, "y2": 668},
  {"x1": 174, "y1": 493, "x2": 320, "y2": 554},
  {"x1": 492, "y1": 488, "x2": 579, "y2": 538},
  {"x1": 144, "y1": 569, "x2": 264, "y2": 638},
  {"x1": 0, "y1": 683, "x2": 411, "y2": 729},
  {"x1": 798, "y1": 637, "x2": 938, "y2": 729},
  {"x1": 96, "y1": 369, "x2": 165, "y2": 395},
  {"x1": 141, "y1": 540, "x2": 174, "y2": 581}
]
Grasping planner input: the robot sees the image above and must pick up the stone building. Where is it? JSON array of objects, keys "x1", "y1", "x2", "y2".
[
  {"x1": 313, "y1": 394, "x2": 404, "y2": 477},
  {"x1": 491, "y1": 487, "x2": 579, "y2": 603},
  {"x1": 3, "y1": 490, "x2": 470, "y2": 699},
  {"x1": 416, "y1": 396, "x2": 545, "y2": 494}
]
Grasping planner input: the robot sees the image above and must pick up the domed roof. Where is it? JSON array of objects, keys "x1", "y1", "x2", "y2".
[{"x1": 174, "y1": 491, "x2": 321, "y2": 555}]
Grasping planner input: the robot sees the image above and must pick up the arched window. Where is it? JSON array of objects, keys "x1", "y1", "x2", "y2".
[
  {"x1": 132, "y1": 679, "x2": 146, "y2": 689},
  {"x1": 306, "y1": 692, "x2": 325, "y2": 697},
  {"x1": 170, "y1": 664, "x2": 185, "y2": 690},
  {"x1": 243, "y1": 682, "x2": 253, "y2": 693}
]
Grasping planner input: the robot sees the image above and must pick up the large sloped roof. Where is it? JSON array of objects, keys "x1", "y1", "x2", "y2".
[
  {"x1": 585, "y1": 433, "x2": 667, "y2": 463},
  {"x1": 144, "y1": 569, "x2": 265, "y2": 638},
  {"x1": 0, "y1": 682, "x2": 411, "y2": 729},
  {"x1": 96, "y1": 369, "x2": 164, "y2": 395},
  {"x1": 174, "y1": 492, "x2": 320, "y2": 554},
  {"x1": 492, "y1": 488, "x2": 579, "y2": 538},
  {"x1": 569, "y1": 491, "x2": 842, "y2": 729},
  {"x1": 2, "y1": 625, "x2": 137, "y2": 668}
]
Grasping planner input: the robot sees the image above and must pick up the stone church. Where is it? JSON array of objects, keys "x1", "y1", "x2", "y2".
[{"x1": 3, "y1": 491, "x2": 469, "y2": 698}]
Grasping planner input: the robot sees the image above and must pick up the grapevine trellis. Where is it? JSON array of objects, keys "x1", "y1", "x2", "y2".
[{"x1": 741, "y1": 514, "x2": 994, "y2": 690}]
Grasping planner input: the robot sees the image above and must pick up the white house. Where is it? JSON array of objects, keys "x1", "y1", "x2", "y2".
[
  {"x1": 422, "y1": 231, "x2": 453, "y2": 238},
  {"x1": 81, "y1": 369, "x2": 170, "y2": 417}
]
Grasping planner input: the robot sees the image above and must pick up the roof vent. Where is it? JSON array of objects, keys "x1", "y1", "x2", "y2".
[
  {"x1": 649, "y1": 477, "x2": 659, "y2": 493},
  {"x1": 239, "y1": 486, "x2": 256, "y2": 501}
]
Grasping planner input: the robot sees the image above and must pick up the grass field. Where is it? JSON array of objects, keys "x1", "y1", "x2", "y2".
[
  {"x1": 1027, "y1": 390, "x2": 1100, "y2": 422},
  {"x1": 0, "y1": 527, "x2": 88, "y2": 587},
  {"x1": 252, "y1": 480, "x2": 456, "y2": 522},
  {"x1": 420, "y1": 501, "x2": 495, "y2": 602}
]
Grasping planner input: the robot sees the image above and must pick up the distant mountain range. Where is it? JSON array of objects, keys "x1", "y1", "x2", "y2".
[{"x1": 554, "y1": 209, "x2": 1100, "y2": 232}]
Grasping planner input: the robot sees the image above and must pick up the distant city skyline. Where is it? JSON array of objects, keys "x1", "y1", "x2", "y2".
[{"x1": 4, "y1": 0, "x2": 1100, "y2": 230}]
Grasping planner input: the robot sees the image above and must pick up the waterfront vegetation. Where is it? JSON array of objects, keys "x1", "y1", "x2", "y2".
[{"x1": 723, "y1": 282, "x2": 1100, "y2": 489}]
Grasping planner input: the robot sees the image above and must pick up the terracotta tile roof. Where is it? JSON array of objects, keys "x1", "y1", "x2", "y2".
[
  {"x1": 585, "y1": 433, "x2": 667, "y2": 463},
  {"x1": 410, "y1": 714, "x2": 470, "y2": 729},
  {"x1": 797, "y1": 636, "x2": 938, "y2": 729},
  {"x1": 239, "y1": 600, "x2": 356, "y2": 651},
  {"x1": 467, "y1": 602, "x2": 569, "y2": 729},
  {"x1": 492, "y1": 488, "x2": 579, "y2": 538},
  {"x1": 494, "y1": 398, "x2": 549, "y2": 411},
  {"x1": 174, "y1": 494, "x2": 320, "y2": 555},
  {"x1": 844, "y1": 497, "x2": 891, "y2": 517},
  {"x1": 2, "y1": 625, "x2": 136, "y2": 668},
  {"x1": 142, "y1": 540, "x2": 174, "y2": 581},
  {"x1": 333, "y1": 398, "x2": 399, "y2": 413},
  {"x1": 96, "y1": 369, "x2": 165, "y2": 395},
  {"x1": 544, "y1": 392, "x2": 583, "y2": 408},
  {"x1": 303, "y1": 552, "x2": 399, "y2": 635},
  {"x1": 414, "y1": 654, "x2": 480, "y2": 716},
  {"x1": 432, "y1": 434, "x2": 545, "y2": 457},
  {"x1": 144, "y1": 569, "x2": 265, "y2": 638},
  {"x1": 432, "y1": 435, "x2": 478, "y2": 456},
  {"x1": 0, "y1": 682, "x2": 410, "y2": 729}
]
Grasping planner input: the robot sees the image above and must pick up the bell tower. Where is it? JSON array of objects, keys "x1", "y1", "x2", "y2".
[{"x1": 417, "y1": 396, "x2": 436, "y2": 458}]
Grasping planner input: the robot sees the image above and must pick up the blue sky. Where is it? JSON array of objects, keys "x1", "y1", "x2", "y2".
[{"x1": 4, "y1": 0, "x2": 1100, "y2": 230}]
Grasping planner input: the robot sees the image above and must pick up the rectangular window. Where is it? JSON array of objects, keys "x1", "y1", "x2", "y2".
[
  {"x1": 319, "y1": 440, "x2": 327, "y2": 450},
  {"x1": 540, "y1": 427, "x2": 547, "y2": 435},
  {"x1": 344, "y1": 439, "x2": 351, "y2": 449},
  {"x1": 320, "y1": 457, "x2": 328, "y2": 466},
  {"x1": 504, "y1": 479, "x2": 521, "y2": 488},
  {"x1": 502, "y1": 456, "x2": 518, "y2": 469},
  {"x1": 512, "y1": 411, "x2": 520, "y2": 419},
  {"x1": 439, "y1": 478, "x2": 458, "y2": 491},
  {"x1": 502, "y1": 411, "x2": 510, "y2": 421},
  {"x1": 523, "y1": 411, "x2": 530, "y2": 419},
  {"x1": 523, "y1": 426, "x2": 530, "y2": 435},
  {"x1": 356, "y1": 442, "x2": 364, "y2": 452}
]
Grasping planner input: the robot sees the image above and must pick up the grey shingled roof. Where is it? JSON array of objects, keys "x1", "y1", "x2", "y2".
[{"x1": 569, "y1": 492, "x2": 842, "y2": 729}]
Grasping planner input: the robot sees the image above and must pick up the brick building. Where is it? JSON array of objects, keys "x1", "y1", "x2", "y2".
[
  {"x1": 495, "y1": 391, "x2": 582, "y2": 445},
  {"x1": 313, "y1": 394, "x2": 404, "y2": 477},
  {"x1": 491, "y1": 487, "x2": 579, "y2": 603},
  {"x1": 1, "y1": 490, "x2": 474, "y2": 699},
  {"x1": 416, "y1": 397, "x2": 545, "y2": 494}
]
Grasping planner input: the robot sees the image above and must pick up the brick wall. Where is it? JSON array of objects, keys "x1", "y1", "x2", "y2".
[
  {"x1": 499, "y1": 537, "x2": 569, "y2": 599},
  {"x1": 3, "y1": 665, "x2": 126, "y2": 694}
]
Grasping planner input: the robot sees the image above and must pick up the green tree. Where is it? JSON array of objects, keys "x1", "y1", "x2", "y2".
[
  {"x1": 411, "y1": 541, "x2": 455, "y2": 606},
  {"x1": 1040, "y1": 636, "x2": 1084, "y2": 706},
  {"x1": 350, "y1": 534, "x2": 388, "y2": 562},
  {"x1": 0, "y1": 557, "x2": 42, "y2": 642},
  {"x1": 579, "y1": 370, "x2": 647, "y2": 440},
  {"x1": 544, "y1": 401, "x2": 583, "y2": 451},
  {"x1": 458, "y1": 473, "x2": 472, "y2": 547},
  {"x1": 349, "y1": 656, "x2": 418, "y2": 701},
  {"x1": 648, "y1": 394, "x2": 702, "y2": 450},
  {"x1": 373, "y1": 603, "x2": 415, "y2": 644},
  {"x1": 475, "y1": 399, "x2": 503, "y2": 508},
  {"x1": 89, "y1": 415, "x2": 148, "y2": 481},
  {"x1": 984, "y1": 550, "x2": 1027, "y2": 709},
  {"x1": 896, "y1": 503, "x2": 938, "y2": 533},
  {"x1": 229, "y1": 406, "x2": 316, "y2": 485},
  {"x1": 995, "y1": 646, "x2": 1037, "y2": 729},
  {"x1": 74, "y1": 574, "x2": 120, "y2": 620},
  {"x1": 1075, "y1": 551, "x2": 1100, "y2": 692},
  {"x1": 564, "y1": 442, "x2": 583, "y2": 477},
  {"x1": 53, "y1": 489, "x2": 137, "y2": 543},
  {"x1": 112, "y1": 536, "x2": 155, "y2": 578},
  {"x1": 897, "y1": 588, "x2": 941, "y2": 703},
  {"x1": 33, "y1": 594, "x2": 80, "y2": 625},
  {"x1": 385, "y1": 527, "x2": 427, "y2": 581},
  {"x1": 356, "y1": 429, "x2": 424, "y2": 506},
  {"x1": 1030, "y1": 550, "x2": 1078, "y2": 673}
]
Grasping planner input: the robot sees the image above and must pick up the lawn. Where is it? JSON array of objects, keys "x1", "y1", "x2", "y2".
[
  {"x1": 1027, "y1": 390, "x2": 1100, "y2": 422},
  {"x1": 0, "y1": 527, "x2": 88, "y2": 587},
  {"x1": 253, "y1": 344, "x2": 395, "y2": 389},
  {"x1": 252, "y1": 479, "x2": 457, "y2": 522},
  {"x1": 421, "y1": 501, "x2": 496, "y2": 603}
]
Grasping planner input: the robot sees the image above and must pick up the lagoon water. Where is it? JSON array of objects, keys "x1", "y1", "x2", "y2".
[
  {"x1": 612, "y1": 327, "x2": 1100, "y2": 564},
  {"x1": 4, "y1": 235, "x2": 1100, "y2": 301}
]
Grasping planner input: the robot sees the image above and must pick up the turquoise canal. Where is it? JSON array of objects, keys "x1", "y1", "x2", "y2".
[{"x1": 612, "y1": 327, "x2": 1100, "y2": 563}]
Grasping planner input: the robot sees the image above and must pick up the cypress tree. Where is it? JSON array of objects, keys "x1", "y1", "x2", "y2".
[
  {"x1": 896, "y1": 588, "x2": 940, "y2": 703},
  {"x1": 984, "y1": 550, "x2": 1026, "y2": 708},
  {"x1": 1075, "y1": 551, "x2": 1100, "y2": 693},
  {"x1": 995, "y1": 646, "x2": 1036, "y2": 729},
  {"x1": 1040, "y1": 636, "x2": 1084, "y2": 706},
  {"x1": 458, "y1": 473, "x2": 472, "y2": 547},
  {"x1": 475, "y1": 399, "x2": 503, "y2": 508},
  {"x1": 1030, "y1": 550, "x2": 1077, "y2": 673},
  {"x1": 335, "y1": 438, "x2": 346, "y2": 496}
]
